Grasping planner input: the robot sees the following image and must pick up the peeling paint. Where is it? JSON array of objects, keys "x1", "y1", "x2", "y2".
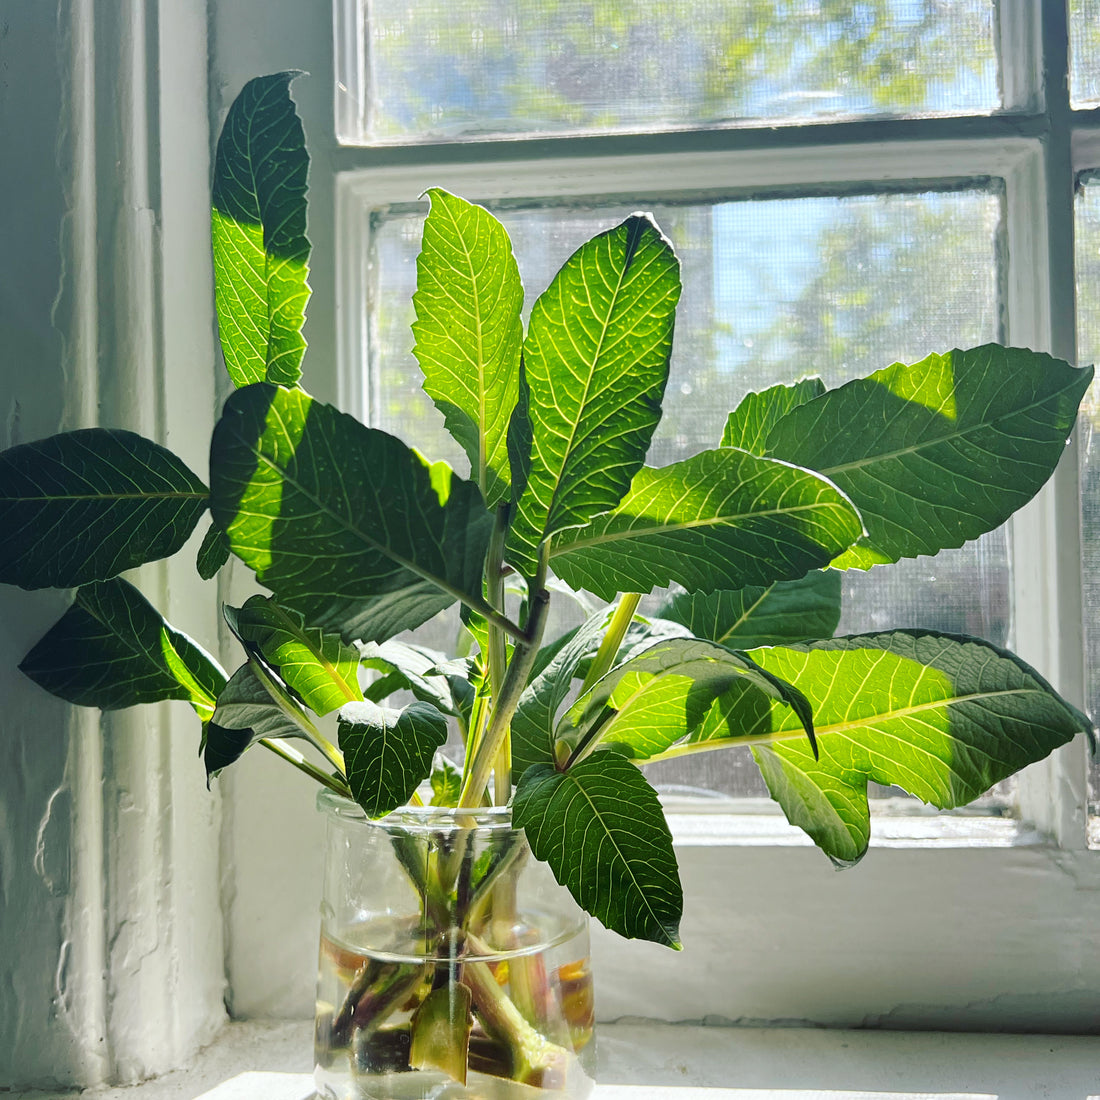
[{"x1": 34, "y1": 784, "x2": 72, "y2": 897}]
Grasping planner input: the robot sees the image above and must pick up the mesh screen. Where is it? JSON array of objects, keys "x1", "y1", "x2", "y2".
[
  {"x1": 339, "y1": 0, "x2": 1000, "y2": 144},
  {"x1": 361, "y1": 186, "x2": 1007, "y2": 799},
  {"x1": 1070, "y1": 0, "x2": 1100, "y2": 109}
]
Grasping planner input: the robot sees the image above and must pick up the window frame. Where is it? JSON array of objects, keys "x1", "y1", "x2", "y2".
[{"x1": 210, "y1": 0, "x2": 1100, "y2": 1034}]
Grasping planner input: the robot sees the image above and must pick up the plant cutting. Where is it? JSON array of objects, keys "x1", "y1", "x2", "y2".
[{"x1": 0, "y1": 72, "x2": 1094, "y2": 1098}]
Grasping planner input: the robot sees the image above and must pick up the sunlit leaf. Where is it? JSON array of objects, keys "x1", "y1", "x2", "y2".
[
  {"x1": 721, "y1": 377, "x2": 825, "y2": 454},
  {"x1": 506, "y1": 214, "x2": 681, "y2": 579},
  {"x1": 0, "y1": 429, "x2": 207, "y2": 589},
  {"x1": 764, "y1": 346, "x2": 1093, "y2": 566},
  {"x1": 20, "y1": 578, "x2": 224, "y2": 716},
  {"x1": 226, "y1": 595, "x2": 362, "y2": 715},
  {"x1": 551, "y1": 447, "x2": 863, "y2": 600},
  {"x1": 339, "y1": 699, "x2": 448, "y2": 818},
  {"x1": 212, "y1": 72, "x2": 311, "y2": 387},
  {"x1": 514, "y1": 754, "x2": 682, "y2": 947},
  {"x1": 429, "y1": 757, "x2": 462, "y2": 807},
  {"x1": 748, "y1": 631, "x2": 1091, "y2": 865},
  {"x1": 412, "y1": 189, "x2": 523, "y2": 506},
  {"x1": 209, "y1": 384, "x2": 494, "y2": 622},
  {"x1": 659, "y1": 570, "x2": 842, "y2": 649},
  {"x1": 559, "y1": 637, "x2": 813, "y2": 762}
]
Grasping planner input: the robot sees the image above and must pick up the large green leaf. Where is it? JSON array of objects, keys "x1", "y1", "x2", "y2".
[
  {"x1": 658, "y1": 570, "x2": 842, "y2": 649},
  {"x1": 764, "y1": 346, "x2": 1093, "y2": 567},
  {"x1": 20, "y1": 578, "x2": 224, "y2": 717},
  {"x1": 559, "y1": 637, "x2": 813, "y2": 762},
  {"x1": 514, "y1": 754, "x2": 682, "y2": 947},
  {"x1": 288, "y1": 584, "x2": 459, "y2": 646},
  {"x1": 0, "y1": 429, "x2": 208, "y2": 589},
  {"x1": 550, "y1": 447, "x2": 864, "y2": 600},
  {"x1": 211, "y1": 72, "x2": 311, "y2": 387},
  {"x1": 226, "y1": 596, "x2": 362, "y2": 715},
  {"x1": 506, "y1": 214, "x2": 681, "y2": 579},
  {"x1": 747, "y1": 631, "x2": 1091, "y2": 865},
  {"x1": 412, "y1": 189, "x2": 523, "y2": 506},
  {"x1": 207, "y1": 661, "x2": 314, "y2": 777},
  {"x1": 209, "y1": 384, "x2": 494, "y2": 621},
  {"x1": 339, "y1": 700, "x2": 448, "y2": 818},
  {"x1": 721, "y1": 378, "x2": 825, "y2": 454},
  {"x1": 358, "y1": 639, "x2": 457, "y2": 716},
  {"x1": 511, "y1": 610, "x2": 614, "y2": 776}
]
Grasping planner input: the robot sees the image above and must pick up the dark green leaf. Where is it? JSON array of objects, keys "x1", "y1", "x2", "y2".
[
  {"x1": 226, "y1": 596, "x2": 362, "y2": 715},
  {"x1": 721, "y1": 377, "x2": 825, "y2": 454},
  {"x1": 659, "y1": 570, "x2": 842, "y2": 649},
  {"x1": 551, "y1": 447, "x2": 864, "y2": 600},
  {"x1": 559, "y1": 637, "x2": 813, "y2": 762},
  {"x1": 0, "y1": 429, "x2": 208, "y2": 589},
  {"x1": 514, "y1": 755, "x2": 682, "y2": 947},
  {"x1": 197, "y1": 523, "x2": 231, "y2": 579},
  {"x1": 339, "y1": 700, "x2": 448, "y2": 818},
  {"x1": 512, "y1": 610, "x2": 614, "y2": 777},
  {"x1": 207, "y1": 661, "x2": 316, "y2": 778},
  {"x1": 358, "y1": 639, "x2": 457, "y2": 715},
  {"x1": 209, "y1": 384, "x2": 494, "y2": 621},
  {"x1": 20, "y1": 578, "x2": 225, "y2": 717},
  {"x1": 506, "y1": 214, "x2": 681, "y2": 579},
  {"x1": 290, "y1": 584, "x2": 459, "y2": 646},
  {"x1": 412, "y1": 189, "x2": 523, "y2": 506},
  {"x1": 764, "y1": 346, "x2": 1094, "y2": 567},
  {"x1": 429, "y1": 757, "x2": 462, "y2": 807},
  {"x1": 211, "y1": 72, "x2": 311, "y2": 387},
  {"x1": 748, "y1": 631, "x2": 1092, "y2": 865}
]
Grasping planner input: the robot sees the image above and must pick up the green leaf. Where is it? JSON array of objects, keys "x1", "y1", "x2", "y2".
[
  {"x1": 429, "y1": 757, "x2": 462, "y2": 807},
  {"x1": 339, "y1": 700, "x2": 448, "y2": 818},
  {"x1": 358, "y1": 638, "x2": 457, "y2": 716},
  {"x1": 209, "y1": 384, "x2": 494, "y2": 622},
  {"x1": 659, "y1": 570, "x2": 842, "y2": 649},
  {"x1": 559, "y1": 637, "x2": 813, "y2": 762},
  {"x1": 412, "y1": 189, "x2": 523, "y2": 506},
  {"x1": 747, "y1": 631, "x2": 1092, "y2": 866},
  {"x1": 0, "y1": 429, "x2": 208, "y2": 589},
  {"x1": 764, "y1": 346, "x2": 1093, "y2": 567},
  {"x1": 289, "y1": 584, "x2": 459, "y2": 646},
  {"x1": 20, "y1": 578, "x2": 225, "y2": 716},
  {"x1": 196, "y1": 523, "x2": 231, "y2": 579},
  {"x1": 550, "y1": 447, "x2": 864, "y2": 600},
  {"x1": 207, "y1": 661, "x2": 314, "y2": 777},
  {"x1": 721, "y1": 377, "x2": 825, "y2": 453},
  {"x1": 226, "y1": 595, "x2": 362, "y2": 715},
  {"x1": 211, "y1": 71, "x2": 311, "y2": 387},
  {"x1": 512, "y1": 610, "x2": 614, "y2": 777},
  {"x1": 514, "y1": 755, "x2": 682, "y2": 948},
  {"x1": 506, "y1": 214, "x2": 681, "y2": 579}
]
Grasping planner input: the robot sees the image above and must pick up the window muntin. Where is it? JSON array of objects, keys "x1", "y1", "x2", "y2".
[{"x1": 336, "y1": 0, "x2": 1000, "y2": 145}]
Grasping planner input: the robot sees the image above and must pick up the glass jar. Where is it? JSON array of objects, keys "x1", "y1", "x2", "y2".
[{"x1": 314, "y1": 792, "x2": 596, "y2": 1099}]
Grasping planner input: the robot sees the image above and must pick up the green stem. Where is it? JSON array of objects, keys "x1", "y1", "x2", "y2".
[
  {"x1": 459, "y1": 548, "x2": 551, "y2": 809},
  {"x1": 250, "y1": 658, "x2": 346, "y2": 776},
  {"x1": 579, "y1": 592, "x2": 640, "y2": 696},
  {"x1": 259, "y1": 737, "x2": 350, "y2": 797},
  {"x1": 486, "y1": 506, "x2": 511, "y2": 805}
]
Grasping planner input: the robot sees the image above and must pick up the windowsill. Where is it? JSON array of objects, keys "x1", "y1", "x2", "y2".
[{"x1": 14, "y1": 1020, "x2": 1100, "y2": 1099}]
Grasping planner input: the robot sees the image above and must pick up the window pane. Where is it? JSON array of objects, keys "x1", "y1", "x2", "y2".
[
  {"x1": 1074, "y1": 176, "x2": 1100, "y2": 839},
  {"x1": 337, "y1": 0, "x2": 1000, "y2": 145},
  {"x1": 356, "y1": 186, "x2": 1006, "y2": 798},
  {"x1": 1070, "y1": 0, "x2": 1100, "y2": 109}
]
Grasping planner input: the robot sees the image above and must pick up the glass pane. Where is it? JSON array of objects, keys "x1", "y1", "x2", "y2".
[
  {"x1": 338, "y1": 0, "x2": 1000, "y2": 145},
  {"x1": 1074, "y1": 176, "x2": 1100, "y2": 838},
  {"x1": 359, "y1": 186, "x2": 1007, "y2": 799},
  {"x1": 1070, "y1": 0, "x2": 1100, "y2": 109}
]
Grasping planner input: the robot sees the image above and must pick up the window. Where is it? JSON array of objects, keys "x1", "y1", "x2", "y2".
[{"x1": 213, "y1": 0, "x2": 1100, "y2": 1035}]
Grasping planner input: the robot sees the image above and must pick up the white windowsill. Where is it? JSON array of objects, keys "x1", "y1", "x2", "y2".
[{"x1": 15, "y1": 1020, "x2": 1100, "y2": 1099}]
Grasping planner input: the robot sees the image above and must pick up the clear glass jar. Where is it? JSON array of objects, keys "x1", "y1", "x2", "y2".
[{"x1": 314, "y1": 792, "x2": 596, "y2": 1100}]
